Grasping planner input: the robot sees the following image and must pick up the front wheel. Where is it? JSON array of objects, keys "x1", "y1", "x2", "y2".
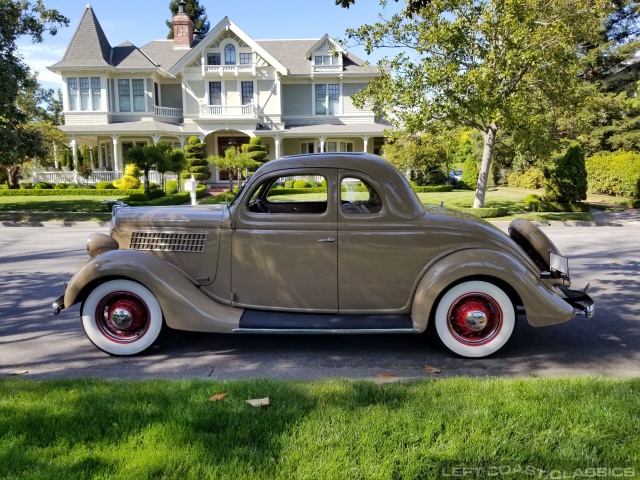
[
  {"x1": 434, "y1": 280, "x2": 515, "y2": 358},
  {"x1": 81, "y1": 279, "x2": 163, "y2": 355}
]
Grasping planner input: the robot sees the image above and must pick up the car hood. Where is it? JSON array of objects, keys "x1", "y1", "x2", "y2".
[{"x1": 112, "y1": 204, "x2": 227, "y2": 231}]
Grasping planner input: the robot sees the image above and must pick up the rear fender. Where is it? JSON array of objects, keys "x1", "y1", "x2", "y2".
[
  {"x1": 411, "y1": 249, "x2": 575, "y2": 331},
  {"x1": 64, "y1": 249, "x2": 242, "y2": 333}
]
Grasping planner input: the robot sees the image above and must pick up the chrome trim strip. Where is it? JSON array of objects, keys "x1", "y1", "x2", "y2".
[{"x1": 232, "y1": 328, "x2": 421, "y2": 334}]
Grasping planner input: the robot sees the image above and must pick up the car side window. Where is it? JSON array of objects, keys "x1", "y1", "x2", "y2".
[
  {"x1": 341, "y1": 177, "x2": 382, "y2": 214},
  {"x1": 248, "y1": 175, "x2": 328, "y2": 214}
]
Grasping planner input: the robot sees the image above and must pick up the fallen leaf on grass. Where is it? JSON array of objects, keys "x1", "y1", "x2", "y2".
[
  {"x1": 208, "y1": 393, "x2": 228, "y2": 402},
  {"x1": 10, "y1": 370, "x2": 28, "y2": 375},
  {"x1": 376, "y1": 373, "x2": 398, "y2": 378},
  {"x1": 246, "y1": 397, "x2": 270, "y2": 407},
  {"x1": 424, "y1": 365, "x2": 441, "y2": 374}
]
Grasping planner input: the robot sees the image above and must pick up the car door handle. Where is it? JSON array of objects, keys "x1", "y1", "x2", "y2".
[{"x1": 318, "y1": 238, "x2": 336, "y2": 243}]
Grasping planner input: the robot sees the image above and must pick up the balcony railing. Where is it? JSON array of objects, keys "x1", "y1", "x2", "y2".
[
  {"x1": 313, "y1": 64, "x2": 343, "y2": 73},
  {"x1": 203, "y1": 64, "x2": 255, "y2": 76},
  {"x1": 200, "y1": 103, "x2": 257, "y2": 118},
  {"x1": 154, "y1": 106, "x2": 183, "y2": 119}
]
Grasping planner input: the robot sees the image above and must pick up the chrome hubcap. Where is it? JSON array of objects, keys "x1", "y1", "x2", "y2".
[
  {"x1": 465, "y1": 310, "x2": 488, "y2": 331},
  {"x1": 110, "y1": 307, "x2": 133, "y2": 329}
]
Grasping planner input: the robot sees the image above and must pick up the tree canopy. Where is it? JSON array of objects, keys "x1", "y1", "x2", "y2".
[
  {"x1": 0, "y1": 0, "x2": 68, "y2": 188},
  {"x1": 166, "y1": 0, "x2": 209, "y2": 39},
  {"x1": 347, "y1": 0, "x2": 607, "y2": 207}
]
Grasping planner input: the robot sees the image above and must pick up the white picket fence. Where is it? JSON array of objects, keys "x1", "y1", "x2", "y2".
[{"x1": 33, "y1": 170, "x2": 178, "y2": 185}]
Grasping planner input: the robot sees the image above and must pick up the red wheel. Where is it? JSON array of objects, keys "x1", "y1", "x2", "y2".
[
  {"x1": 435, "y1": 281, "x2": 515, "y2": 357},
  {"x1": 94, "y1": 291, "x2": 151, "y2": 344},
  {"x1": 446, "y1": 293, "x2": 503, "y2": 346},
  {"x1": 81, "y1": 280, "x2": 163, "y2": 355}
]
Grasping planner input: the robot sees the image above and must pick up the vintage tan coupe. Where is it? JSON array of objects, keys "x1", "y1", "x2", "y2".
[{"x1": 53, "y1": 153, "x2": 594, "y2": 358}]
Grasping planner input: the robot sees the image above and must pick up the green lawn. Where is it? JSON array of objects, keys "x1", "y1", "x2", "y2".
[{"x1": 1, "y1": 377, "x2": 638, "y2": 479}]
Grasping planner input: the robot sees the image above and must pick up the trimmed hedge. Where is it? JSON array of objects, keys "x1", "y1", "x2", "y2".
[
  {"x1": 528, "y1": 200, "x2": 591, "y2": 212},
  {"x1": 413, "y1": 185, "x2": 453, "y2": 193},
  {"x1": 586, "y1": 150, "x2": 640, "y2": 198},
  {"x1": 126, "y1": 185, "x2": 206, "y2": 206},
  {"x1": 96, "y1": 181, "x2": 116, "y2": 190},
  {"x1": 34, "y1": 182, "x2": 54, "y2": 190},
  {"x1": 0, "y1": 189, "x2": 138, "y2": 197},
  {"x1": 460, "y1": 207, "x2": 509, "y2": 218},
  {"x1": 200, "y1": 192, "x2": 236, "y2": 204}
]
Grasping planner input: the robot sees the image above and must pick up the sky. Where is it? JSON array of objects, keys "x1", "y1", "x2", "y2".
[{"x1": 18, "y1": 0, "x2": 404, "y2": 91}]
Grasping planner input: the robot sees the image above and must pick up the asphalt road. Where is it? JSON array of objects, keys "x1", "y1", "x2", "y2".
[{"x1": 1, "y1": 214, "x2": 639, "y2": 380}]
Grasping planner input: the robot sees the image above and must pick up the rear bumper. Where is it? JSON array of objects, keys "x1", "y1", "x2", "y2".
[{"x1": 558, "y1": 285, "x2": 594, "y2": 318}]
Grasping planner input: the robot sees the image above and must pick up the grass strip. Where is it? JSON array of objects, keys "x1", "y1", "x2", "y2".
[{"x1": 1, "y1": 377, "x2": 638, "y2": 479}]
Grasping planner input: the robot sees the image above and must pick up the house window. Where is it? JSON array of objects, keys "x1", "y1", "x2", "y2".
[
  {"x1": 240, "y1": 53, "x2": 252, "y2": 65},
  {"x1": 301, "y1": 142, "x2": 314, "y2": 154},
  {"x1": 209, "y1": 82, "x2": 222, "y2": 105},
  {"x1": 241, "y1": 81, "x2": 253, "y2": 105},
  {"x1": 315, "y1": 83, "x2": 340, "y2": 115},
  {"x1": 91, "y1": 77, "x2": 101, "y2": 110},
  {"x1": 318, "y1": 141, "x2": 353, "y2": 153},
  {"x1": 118, "y1": 80, "x2": 131, "y2": 112},
  {"x1": 314, "y1": 55, "x2": 339, "y2": 65},
  {"x1": 68, "y1": 78, "x2": 78, "y2": 111},
  {"x1": 80, "y1": 77, "x2": 90, "y2": 110},
  {"x1": 68, "y1": 77, "x2": 102, "y2": 111},
  {"x1": 224, "y1": 44, "x2": 236, "y2": 65},
  {"x1": 207, "y1": 53, "x2": 221, "y2": 65},
  {"x1": 132, "y1": 79, "x2": 145, "y2": 112}
]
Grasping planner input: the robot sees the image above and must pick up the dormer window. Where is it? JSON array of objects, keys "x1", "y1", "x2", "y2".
[
  {"x1": 207, "y1": 53, "x2": 220, "y2": 65},
  {"x1": 240, "y1": 53, "x2": 253, "y2": 65},
  {"x1": 315, "y1": 55, "x2": 339, "y2": 66},
  {"x1": 224, "y1": 44, "x2": 236, "y2": 65}
]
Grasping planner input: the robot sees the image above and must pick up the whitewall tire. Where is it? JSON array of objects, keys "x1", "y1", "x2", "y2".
[
  {"x1": 81, "y1": 279, "x2": 163, "y2": 356},
  {"x1": 434, "y1": 280, "x2": 515, "y2": 358}
]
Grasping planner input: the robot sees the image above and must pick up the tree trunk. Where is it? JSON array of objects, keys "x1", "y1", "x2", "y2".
[
  {"x1": 473, "y1": 125, "x2": 497, "y2": 208},
  {"x1": 144, "y1": 169, "x2": 151, "y2": 199}
]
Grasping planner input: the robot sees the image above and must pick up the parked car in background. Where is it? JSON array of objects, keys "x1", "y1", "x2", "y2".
[
  {"x1": 448, "y1": 170, "x2": 463, "y2": 185},
  {"x1": 53, "y1": 153, "x2": 594, "y2": 358}
]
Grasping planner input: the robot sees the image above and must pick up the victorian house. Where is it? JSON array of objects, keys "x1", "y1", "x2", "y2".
[{"x1": 45, "y1": 2, "x2": 388, "y2": 184}]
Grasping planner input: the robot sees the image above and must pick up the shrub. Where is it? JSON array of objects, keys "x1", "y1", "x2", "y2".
[
  {"x1": 459, "y1": 157, "x2": 479, "y2": 190},
  {"x1": 166, "y1": 179, "x2": 178, "y2": 195},
  {"x1": 284, "y1": 180, "x2": 295, "y2": 188},
  {"x1": 524, "y1": 194, "x2": 542, "y2": 210},
  {"x1": 113, "y1": 175, "x2": 140, "y2": 190},
  {"x1": 529, "y1": 201, "x2": 590, "y2": 212},
  {"x1": 630, "y1": 198, "x2": 640, "y2": 208},
  {"x1": 53, "y1": 183, "x2": 68, "y2": 189},
  {"x1": 293, "y1": 180, "x2": 310, "y2": 189},
  {"x1": 96, "y1": 181, "x2": 115, "y2": 190},
  {"x1": 34, "y1": 182, "x2": 54, "y2": 189},
  {"x1": 413, "y1": 185, "x2": 453, "y2": 193},
  {"x1": 124, "y1": 164, "x2": 140, "y2": 178},
  {"x1": 586, "y1": 150, "x2": 640, "y2": 198},
  {"x1": 545, "y1": 142, "x2": 587, "y2": 203}
]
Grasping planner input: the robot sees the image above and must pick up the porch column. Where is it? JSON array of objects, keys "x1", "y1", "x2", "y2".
[
  {"x1": 362, "y1": 135, "x2": 369, "y2": 153},
  {"x1": 274, "y1": 135, "x2": 281, "y2": 159},
  {"x1": 319, "y1": 136, "x2": 325, "y2": 153},
  {"x1": 89, "y1": 147, "x2": 95, "y2": 170},
  {"x1": 151, "y1": 134, "x2": 161, "y2": 145},
  {"x1": 70, "y1": 137, "x2": 79, "y2": 184},
  {"x1": 179, "y1": 136, "x2": 186, "y2": 149},
  {"x1": 112, "y1": 135, "x2": 121, "y2": 173}
]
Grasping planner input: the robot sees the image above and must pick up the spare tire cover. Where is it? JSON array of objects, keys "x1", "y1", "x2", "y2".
[{"x1": 508, "y1": 218, "x2": 560, "y2": 272}]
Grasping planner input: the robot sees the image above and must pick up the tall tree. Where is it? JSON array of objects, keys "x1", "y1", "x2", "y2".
[
  {"x1": 347, "y1": 0, "x2": 605, "y2": 207},
  {"x1": 166, "y1": 0, "x2": 209, "y2": 39},
  {"x1": 0, "y1": 0, "x2": 68, "y2": 188}
]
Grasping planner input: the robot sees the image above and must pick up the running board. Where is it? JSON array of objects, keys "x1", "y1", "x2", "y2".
[{"x1": 236, "y1": 310, "x2": 416, "y2": 333}]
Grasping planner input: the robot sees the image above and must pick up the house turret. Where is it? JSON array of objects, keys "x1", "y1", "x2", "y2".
[{"x1": 173, "y1": 0, "x2": 194, "y2": 48}]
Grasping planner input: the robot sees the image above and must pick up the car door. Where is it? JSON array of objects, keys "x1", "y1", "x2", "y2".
[
  {"x1": 337, "y1": 170, "x2": 425, "y2": 313},
  {"x1": 230, "y1": 168, "x2": 338, "y2": 312}
]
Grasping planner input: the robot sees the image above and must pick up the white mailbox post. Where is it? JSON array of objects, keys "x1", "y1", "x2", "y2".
[{"x1": 184, "y1": 175, "x2": 197, "y2": 206}]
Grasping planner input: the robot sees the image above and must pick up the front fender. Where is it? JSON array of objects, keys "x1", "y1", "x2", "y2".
[
  {"x1": 64, "y1": 249, "x2": 242, "y2": 333},
  {"x1": 411, "y1": 249, "x2": 575, "y2": 331}
]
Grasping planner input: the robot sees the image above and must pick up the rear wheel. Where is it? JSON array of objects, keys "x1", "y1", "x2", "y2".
[
  {"x1": 81, "y1": 279, "x2": 163, "y2": 355},
  {"x1": 434, "y1": 280, "x2": 515, "y2": 358}
]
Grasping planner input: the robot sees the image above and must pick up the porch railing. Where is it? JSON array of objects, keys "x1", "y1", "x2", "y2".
[
  {"x1": 154, "y1": 106, "x2": 183, "y2": 119},
  {"x1": 33, "y1": 170, "x2": 178, "y2": 186}
]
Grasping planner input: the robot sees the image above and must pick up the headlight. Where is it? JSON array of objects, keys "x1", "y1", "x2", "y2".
[{"x1": 86, "y1": 233, "x2": 119, "y2": 257}]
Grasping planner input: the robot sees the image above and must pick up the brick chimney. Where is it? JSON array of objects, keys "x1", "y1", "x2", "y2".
[{"x1": 173, "y1": 1, "x2": 194, "y2": 47}]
